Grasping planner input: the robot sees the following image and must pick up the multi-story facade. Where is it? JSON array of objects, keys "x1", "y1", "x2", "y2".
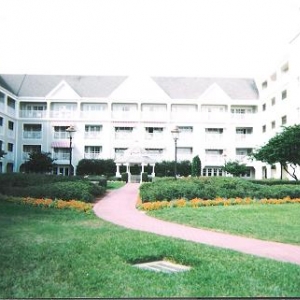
[
  {"x1": 0, "y1": 74, "x2": 264, "y2": 178},
  {"x1": 256, "y1": 30, "x2": 300, "y2": 179}
]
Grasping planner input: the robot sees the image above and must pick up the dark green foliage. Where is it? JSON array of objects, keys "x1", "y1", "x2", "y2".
[
  {"x1": 76, "y1": 159, "x2": 116, "y2": 177},
  {"x1": 0, "y1": 173, "x2": 105, "y2": 202},
  {"x1": 139, "y1": 177, "x2": 300, "y2": 202},
  {"x1": 23, "y1": 152, "x2": 55, "y2": 173},
  {"x1": 121, "y1": 172, "x2": 128, "y2": 183},
  {"x1": 3, "y1": 181, "x2": 105, "y2": 202},
  {"x1": 141, "y1": 172, "x2": 151, "y2": 182},
  {"x1": 155, "y1": 160, "x2": 192, "y2": 177},
  {"x1": 222, "y1": 160, "x2": 248, "y2": 177},
  {"x1": 191, "y1": 155, "x2": 201, "y2": 177},
  {"x1": 252, "y1": 124, "x2": 300, "y2": 180}
]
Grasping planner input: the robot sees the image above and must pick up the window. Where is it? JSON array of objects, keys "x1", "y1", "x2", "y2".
[
  {"x1": 262, "y1": 125, "x2": 266, "y2": 133},
  {"x1": 85, "y1": 125, "x2": 102, "y2": 138},
  {"x1": 145, "y1": 127, "x2": 163, "y2": 133},
  {"x1": 236, "y1": 127, "x2": 253, "y2": 135},
  {"x1": 7, "y1": 143, "x2": 13, "y2": 152},
  {"x1": 145, "y1": 148, "x2": 164, "y2": 155},
  {"x1": 282, "y1": 90, "x2": 287, "y2": 100},
  {"x1": 54, "y1": 126, "x2": 69, "y2": 139},
  {"x1": 270, "y1": 73, "x2": 277, "y2": 81},
  {"x1": 7, "y1": 97, "x2": 15, "y2": 109},
  {"x1": 84, "y1": 146, "x2": 102, "y2": 159},
  {"x1": 206, "y1": 128, "x2": 223, "y2": 134},
  {"x1": 0, "y1": 117, "x2": 3, "y2": 126},
  {"x1": 23, "y1": 124, "x2": 42, "y2": 139},
  {"x1": 177, "y1": 147, "x2": 193, "y2": 155},
  {"x1": 0, "y1": 92, "x2": 4, "y2": 103},
  {"x1": 178, "y1": 126, "x2": 193, "y2": 133},
  {"x1": 262, "y1": 81, "x2": 268, "y2": 89},
  {"x1": 282, "y1": 115, "x2": 287, "y2": 125},
  {"x1": 281, "y1": 63, "x2": 289, "y2": 74},
  {"x1": 262, "y1": 104, "x2": 266, "y2": 111},
  {"x1": 23, "y1": 145, "x2": 41, "y2": 159},
  {"x1": 271, "y1": 121, "x2": 276, "y2": 129},
  {"x1": 8, "y1": 121, "x2": 14, "y2": 130},
  {"x1": 271, "y1": 97, "x2": 276, "y2": 106}
]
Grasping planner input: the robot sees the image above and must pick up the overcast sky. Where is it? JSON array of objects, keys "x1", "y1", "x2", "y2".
[{"x1": 0, "y1": 0, "x2": 300, "y2": 77}]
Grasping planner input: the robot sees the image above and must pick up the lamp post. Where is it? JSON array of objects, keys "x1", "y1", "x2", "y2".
[
  {"x1": 66, "y1": 125, "x2": 76, "y2": 176},
  {"x1": 171, "y1": 126, "x2": 180, "y2": 179}
]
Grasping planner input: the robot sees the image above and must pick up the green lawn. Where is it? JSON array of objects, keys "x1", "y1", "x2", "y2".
[
  {"x1": 1, "y1": 201, "x2": 300, "y2": 298},
  {"x1": 148, "y1": 204, "x2": 300, "y2": 245}
]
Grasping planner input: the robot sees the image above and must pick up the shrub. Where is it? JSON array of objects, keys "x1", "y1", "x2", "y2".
[
  {"x1": 139, "y1": 177, "x2": 300, "y2": 203},
  {"x1": 121, "y1": 172, "x2": 128, "y2": 183},
  {"x1": 2, "y1": 180, "x2": 105, "y2": 202}
]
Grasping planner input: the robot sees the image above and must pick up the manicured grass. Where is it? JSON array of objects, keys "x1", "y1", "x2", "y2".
[
  {"x1": 1, "y1": 201, "x2": 300, "y2": 298},
  {"x1": 107, "y1": 180, "x2": 125, "y2": 190},
  {"x1": 148, "y1": 204, "x2": 300, "y2": 245}
]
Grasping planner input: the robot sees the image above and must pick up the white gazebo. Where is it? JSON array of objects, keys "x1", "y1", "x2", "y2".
[{"x1": 114, "y1": 144, "x2": 156, "y2": 183}]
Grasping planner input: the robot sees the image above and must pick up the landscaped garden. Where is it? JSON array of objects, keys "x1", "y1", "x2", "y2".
[{"x1": 1, "y1": 174, "x2": 300, "y2": 297}]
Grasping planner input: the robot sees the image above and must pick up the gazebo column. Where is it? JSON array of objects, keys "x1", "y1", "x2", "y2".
[
  {"x1": 126, "y1": 163, "x2": 131, "y2": 183},
  {"x1": 140, "y1": 163, "x2": 145, "y2": 183},
  {"x1": 115, "y1": 163, "x2": 121, "y2": 178},
  {"x1": 151, "y1": 163, "x2": 155, "y2": 178}
]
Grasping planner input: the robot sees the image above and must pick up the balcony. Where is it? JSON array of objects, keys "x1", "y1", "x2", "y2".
[
  {"x1": 84, "y1": 153, "x2": 102, "y2": 159},
  {"x1": 111, "y1": 111, "x2": 139, "y2": 121},
  {"x1": 23, "y1": 131, "x2": 42, "y2": 139},
  {"x1": 50, "y1": 111, "x2": 78, "y2": 119},
  {"x1": 204, "y1": 155, "x2": 224, "y2": 165},
  {"x1": 19, "y1": 110, "x2": 47, "y2": 118}
]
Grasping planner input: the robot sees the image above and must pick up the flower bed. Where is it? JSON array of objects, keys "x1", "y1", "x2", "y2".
[
  {"x1": 137, "y1": 196, "x2": 300, "y2": 211},
  {"x1": 6, "y1": 196, "x2": 93, "y2": 213}
]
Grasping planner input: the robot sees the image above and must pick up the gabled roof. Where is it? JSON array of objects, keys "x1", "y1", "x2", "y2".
[
  {"x1": 0, "y1": 74, "x2": 259, "y2": 100},
  {"x1": 152, "y1": 77, "x2": 259, "y2": 100},
  {"x1": 0, "y1": 74, "x2": 128, "y2": 97}
]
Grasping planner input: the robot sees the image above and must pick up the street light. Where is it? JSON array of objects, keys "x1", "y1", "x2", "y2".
[
  {"x1": 171, "y1": 126, "x2": 180, "y2": 179},
  {"x1": 66, "y1": 125, "x2": 76, "y2": 176}
]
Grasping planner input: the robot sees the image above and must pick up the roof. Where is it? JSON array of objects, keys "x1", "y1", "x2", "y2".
[
  {"x1": 153, "y1": 77, "x2": 259, "y2": 100},
  {"x1": 115, "y1": 145, "x2": 156, "y2": 165},
  {"x1": 0, "y1": 74, "x2": 128, "y2": 97},
  {"x1": 0, "y1": 74, "x2": 259, "y2": 100}
]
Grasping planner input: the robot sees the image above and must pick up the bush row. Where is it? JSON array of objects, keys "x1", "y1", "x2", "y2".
[
  {"x1": 139, "y1": 177, "x2": 300, "y2": 202},
  {"x1": 0, "y1": 176, "x2": 105, "y2": 202}
]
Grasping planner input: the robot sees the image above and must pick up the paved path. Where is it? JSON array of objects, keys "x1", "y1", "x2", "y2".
[{"x1": 93, "y1": 183, "x2": 300, "y2": 266}]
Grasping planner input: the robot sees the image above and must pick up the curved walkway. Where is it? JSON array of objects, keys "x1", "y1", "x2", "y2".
[{"x1": 93, "y1": 183, "x2": 300, "y2": 266}]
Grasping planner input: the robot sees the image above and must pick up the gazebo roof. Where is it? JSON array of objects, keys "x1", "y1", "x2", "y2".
[{"x1": 115, "y1": 144, "x2": 156, "y2": 165}]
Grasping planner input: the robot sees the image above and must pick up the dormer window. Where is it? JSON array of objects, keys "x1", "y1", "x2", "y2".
[{"x1": 262, "y1": 81, "x2": 268, "y2": 89}]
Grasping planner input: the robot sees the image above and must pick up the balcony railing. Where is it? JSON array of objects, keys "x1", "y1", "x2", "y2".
[
  {"x1": 19, "y1": 110, "x2": 47, "y2": 118},
  {"x1": 84, "y1": 153, "x2": 102, "y2": 159},
  {"x1": 23, "y1": 131, "x2": 42, "y2": 139}
]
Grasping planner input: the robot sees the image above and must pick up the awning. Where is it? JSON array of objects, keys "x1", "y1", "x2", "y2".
[{"x1": 51, "y1": 141, "x2": 73, "y2": 148}]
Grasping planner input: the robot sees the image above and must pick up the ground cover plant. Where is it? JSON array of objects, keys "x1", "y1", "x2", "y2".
[{"x1": 1, "y1": 200, "x2": 300, "y2": 298}]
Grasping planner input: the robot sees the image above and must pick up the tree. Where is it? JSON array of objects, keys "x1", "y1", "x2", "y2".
[
  {"x1": 23, "y1": 152, "x2": 55, "y2": 173},
  {"x1": 191, "y1": 155, "x2": 201, "y2": 177},
  {"x1": 222, "y1": 160, "x2": 248, "y2": 177},
  {"x1": 251, "y1": 124, "x2": 300, "y2": 180}
]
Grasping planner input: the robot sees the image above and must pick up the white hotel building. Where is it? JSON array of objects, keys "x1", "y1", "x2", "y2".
[{"x1": 0, "y1": 31, "x2": 299, "y2": 180}]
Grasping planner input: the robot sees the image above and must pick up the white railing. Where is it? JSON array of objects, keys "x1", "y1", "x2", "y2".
[
  {"x1": 84, "y1": 132, "x2": 102, "y2": 139},
  {"x1": 23, "y1": 132, "x2": 42, "y2": 139},
  {"x1": 84, "y1": 153, "x2": 102, "y2": 159},
  {"x1": 19, "y1": 110, "x2": 47, "y2": 118}
]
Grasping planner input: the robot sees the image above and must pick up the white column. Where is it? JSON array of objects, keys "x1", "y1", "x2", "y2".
[{"x1": 115, "y1": 163, "x2": 121, "y2": 177}]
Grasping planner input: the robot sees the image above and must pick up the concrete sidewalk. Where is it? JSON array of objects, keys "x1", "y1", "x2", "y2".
[{"x1": 93, "y1": 183, "x2": 300, "y2": 266}]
